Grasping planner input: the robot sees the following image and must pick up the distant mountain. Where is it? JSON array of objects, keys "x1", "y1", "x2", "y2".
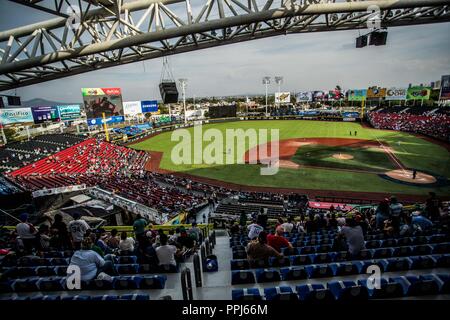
[{"x1": 22, "y1": 98, "x2": 81, "y2": 107}]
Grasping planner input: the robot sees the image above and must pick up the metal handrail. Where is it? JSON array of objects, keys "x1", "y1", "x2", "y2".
[
  {"x1": 193, "y1": 253, "x2": 203, "y2": 288},
  {"x1": 180, "y1": 267, "x2": 193, "y2": 300}
]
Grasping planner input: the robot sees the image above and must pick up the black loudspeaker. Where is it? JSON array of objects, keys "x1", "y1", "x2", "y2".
[
  {"x1": 356, "y1": 35, "x2": 368, "y2": 48},
  {"x1": 369, "y1": 31, "x2": 388, "y2": 46},
  {"x1": 159, "y1": 82, "x2": 179, "y2": 103}
]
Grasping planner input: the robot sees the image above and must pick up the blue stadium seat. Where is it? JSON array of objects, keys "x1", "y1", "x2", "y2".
[
  {"x1": 91, "y1": 295, "x2": 119, "y2": 301},
  {"x1": 280, "y1": 267, "x2": 307, "y2": 281},
  {"x1": 37, "y1": 277, "x2": 65, "y2": 291},
  {"x1": 115, "y1": 264, "x2": 139, "y2": 274},
  {"x1": 328, "y1": 280, "x2": 369, "y2": 301},
  {"x1": 372, "y1": 247, "x2": 393, "y2": 259},
  {"x1": 299, "y1": 246, "x2": 316, "y2": 254},
  {"x1": 249, "y1": 259, "x2": 269, "y2": 269},
  {"x1": 420, "y1": 274, "x2": 450, "y2": 294},
  {"x1": 231, "y1": 288, "x2": 262, "y2": 301},
  {"x1": 290, "y1": 255, "x2": 313, "y2": 266},
  {"x1": 30, "y1": 294, "x2": 61, "y2": 301},
  {"x1": 11, "y1": 278, "x2": 39, "y2": 292},
  {"x1": 281, "y1": 247, "x2": 299, "y2": 256},
  {"x1": 365, "y1": 240, "x2": 381, "y2": 249},
  {"x1": 50, "y1": 258, "x2": 69, "y2": 266},
  {"x1": 380, "y1": 239, "x2": 397, "y2": 247},
  {"x1": 113, "y1": 276, "x2": 140, "y2": 289},
  {"x1": 121, "y1": 294, "x2": 150, "y2": 301},
  {"x1": 397, "y1": 237, "x2": 413, "y2": 246},
  {"x1": 44, "y1": 251, "x2": 64, "y2": 258},
  {"x1": 269, "y1": 257, "x2": 291, "y2": 267},
  {"x1": 54, "y1": 266, "x2": 68, "y2": 276},
  {"x1": 36, "y1": 266, "x2": 57, "y2": 277},
  {"x1": 139, "y1": 275, "x2": 167, "y2": 289},
  {"x1": 264, "y1": 286, "x2": 298, "y2": 300},
  {"x1": 306, "y1": 265, "x2": 334, "y2": 278},
  {"x1": 380, "y1": 258, "x2": 411, "y2": 272},
  {"x1": 316, "y1": 244, "x2": 333, "y2": 253},
  {"x1": 355, "y1": 249, "x2": 373, "y2": 260},
  {"x1": 232, "y1": 251, "x2": 247, "y2": 259},
  {"x1": 118, "y1": 256, "x2": 138, "y2": 264},
  {"x1": 409, "y1": 256, "x2": 436, "y2": 269},
  {"x1": 61, "y1": 295, "x2": 91, "y2": 301},
  {"x1": 411, "y1": 236, "x2": 428, "y2": 245},
  {"x1": 391, "y1": 276, "x2": 440, "y2": 296},
  {"x1": 86, "y1": 278, "x2": 114, "y2": 290},
  {"x1": 231, "y1": 259, "x2": 250, "y2": 270},
  {"x1": 411, "y1": 244, "x2": 433, "y2": 255},
  {"x1": 332, "y1": 251, "x2": 350, "y2": 262},
  {"x1": 432, "y1": 243, "x2": 450, "y2": 254},
  {"x1": 392, "y1": 246, "x2": 413, "y2": 257},
  {"x1": 435, "y1": 254, "x2": 450, "y2": 267},
  {"x1": 359, "y1": 260, "x2": 385, "y2": 273},
  {"x1": 311, "y1": 253, "x2": 332, "y2": 264},
  {"x1": 231, "y1": 271, "x2": 255, "y2": 285},
  {"x1": 429, "y1": 234, "x2": 447, "y2": 243},
  {"x1": 331, "y1": 262, "x2": 362, "y2": 276},
  {"x1": 17, "y1": 267, "x2": 37, "y2": 277},
  {"x1": 138, "y1": 264, "x2": 158, "y2": 274},
  {"x1": 255, "y1": 269, "x2": 281, "y2": 283},
  {"x1": 357, "y1": 278, "x2": 404, "y2": 299},
  {"x1": 296, "y1": 284, "x2": 333, "y2": 302}
]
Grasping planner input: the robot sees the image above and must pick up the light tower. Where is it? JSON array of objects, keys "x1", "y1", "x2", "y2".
[
  {"x1": 275, "y1": 76, "x2": 283, "y2": 108},
  {"x1": 178, "y1": 78, "x2": 188, "y2": 124},
  {"x1": 262, "y1": 76, "x2": 271, "y2": 116}
]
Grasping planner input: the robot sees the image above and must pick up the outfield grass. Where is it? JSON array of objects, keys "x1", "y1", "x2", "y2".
[{"x1": 130, "y1": 120, "x2": 450, "y2": 196}]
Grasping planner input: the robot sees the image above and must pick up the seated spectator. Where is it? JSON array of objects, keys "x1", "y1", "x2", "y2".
[
  {"x1": 188, "y1": 222, "x2": 201, "y2": 242},
  {"x1": 16, "y1": 213, "x2": 37, "y2": 254},
  {"x1": 119, "y1": 231, "x2": 135, "y2": 253},
  {"x1": 383, "y1": 219, "x2": 395, "y2": 237},
  {"x1": 69, "y1": 237, "x2": 116, "y2": 282},
  {"x1": 36, "y1": 225, "x2": 51, "y2": 251},
  {"x1": 247, "y1": 231, "x2": 283, "y2": 261},
  {"x1": 177, "y1": 227, "x2": 195, "y2": 250},
  {"x1": 247, "y1": 219, "x2": 264, "y2": 240},
  {"x1": 106, "y1": 229, "x2": 120, "y2": 249},
  {"x1": 375, "y1": 199, "x2": 390, "y2": 230},
  {"x1": 68, "y1": 213, "x2": 90, "y2": 250},
  {"x1": 156, "y1": 234, "x2": 179, "y2": 267},
  {"x1": 50, "y1": 213, "x2": 71, "y2": 250},
  {"x1": 412, "y1": 211, "x2": 433, "y2": 231},
  {"x1": 339, "y1": 218, "x2": 365, "y2": 256},
  {"x1": 267, "y1": 226, "x2": 293, "y2": 253}
]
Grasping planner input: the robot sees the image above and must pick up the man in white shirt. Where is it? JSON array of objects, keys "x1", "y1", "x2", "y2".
[
  {"x1": 247, "y1": 219, "x2": 264, "y2": 240},
  {"x1": 156, "y1": 234, "x2": 179, "y2": 266},
  {"x1": 68, "y1": 213, "x2": 90, "y2": 250},
  {"x1": 69, "y1": 237, "x2": 116, "y2": 281},
  {"x1": 339, "y1": 218, "x2": 365, "y2": 256},
  {"x1": 16, "y1": 213, "x2": 37, "y2": 253},
  {"x1": 281, "y1": 217, "x2": 295, "y2": 233}
]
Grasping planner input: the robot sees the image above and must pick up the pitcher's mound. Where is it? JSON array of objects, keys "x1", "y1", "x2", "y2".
[
  {"x1": 385, "y1": 169, "x2": 436, "y2": 184},
  {"x1": 332, "y1": 153, "x2": 354, "y2": 160}
]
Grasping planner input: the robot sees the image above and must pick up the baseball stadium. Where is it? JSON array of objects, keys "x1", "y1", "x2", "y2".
[{"x1": 0, "y1": 0, "x2": 450, "y2": 312}]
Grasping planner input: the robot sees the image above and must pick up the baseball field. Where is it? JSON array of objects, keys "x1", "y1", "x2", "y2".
[{"x1": 130, "y1": 120, "x2": 450, "y2": 198}]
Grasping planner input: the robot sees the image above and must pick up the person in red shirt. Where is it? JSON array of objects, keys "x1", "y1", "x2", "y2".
[{"x1": 267, "y1": 226, "x2": 293, "y2": 253}]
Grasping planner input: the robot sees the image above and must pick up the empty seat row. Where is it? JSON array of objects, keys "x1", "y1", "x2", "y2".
[
  {"x1": 0, "y1": 275, "x2": 167, "y2": 292},
  {"x1": 1, "y1": 293, "x2": 150, "y2": 301},
  {"x1": 231, "y1": 254, "x2": 450, "y2": 284},
  {"x1": 231, "y1": 273, "x2": 450, "y2": 300}
]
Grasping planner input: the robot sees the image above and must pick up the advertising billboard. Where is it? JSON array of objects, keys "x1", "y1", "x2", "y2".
[
  {"x1": 57, "y1": 105, "x2": 81, "y2": 121},
  {"x1": 31, "y1": 106, "x2": 60, "y2": 124},
  {"x1": 406, "y1": 86, "x2": 431, "y2": 100},
  {"x1": 275, "y1": 92, "x2": 291, "y2": 104},
  {"x1": 440, "y1": 75, "x2": 450, "y2": 100},
  {"x1": 385, "y1": 87, "x2": 407, "y2": 100},
  {"x1": 123, "y1": 101, "x2": 142, "y2": 118},
  {"x1": 141, "y1": 100, "x2": 158, "y2": 113},
  {"x1": 0, "y1": 108, "x2": 34, "y2": 125},
  {"x1": 313, "y1": 91, "x2": 327, "y2": 101},
  {"x1": 81, "y1": 87, "x2": 124, "y2": 125},
  {"x1": 296, "y1": 91, "x2": 313, "y2": 102},
  {"x1": 347, "y1": 89, "x2": 367, "y2": 101},
  {"x1": 366, "y1": 87, "x2": 387, "y2": 99},
  {"x1": 328, "y1": 89, "x2": 344, "y2": 100}
]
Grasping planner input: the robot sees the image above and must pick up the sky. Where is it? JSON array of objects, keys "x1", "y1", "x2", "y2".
[{"x1": 0, "y1": 1, "x2": 449, "y2": 103}]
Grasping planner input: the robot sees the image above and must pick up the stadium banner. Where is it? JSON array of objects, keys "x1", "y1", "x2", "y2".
[
  {"x1": 123, "y1": 101, "x2": 142, "y2": 118},
  {"x1": 295, "y1": 91, "x2": 313, "y2": 102},
  {"x1": 347, "y1": 89, "x2": 367, "y2": 101},
  {"x1": 440, "y1": 75, "x2": 450, "y2": 100},
  {"x1": 342, "y1": 111, "x2": 360, "y2": 119},
  {"x1": 31, "y1": 106, "x2": 60, "y2": 124},
  {"x1": 141, "y1": 100, "x2": 158, "y2": 113},
  {"x1": 57, "y1": 105, "x2": 81, "y2": 121},
  {"x1": 406, "y1": 86, "x2": 431, "y2": 100},
  {"x1": 32, "y1": 184, "x2": 87, "y2": 198},
  {"x1": 313, "y1": 91, "x2": 327, "y2": 101},
  {"x1": 275, "y1": 92, "x2": 291, "y2": 104},
  {"x1": 0, "y1": 107, "x2": 34, "y2": 125},
  {"x1": 81, "y1": 87, "x2": 124, "y2": 125},
  {"x1": 385, "y1": 87, "x2": 407, "y2": 100},
  {"x1": 366, "y1": 87, "x2": 387, "y2": 99}
]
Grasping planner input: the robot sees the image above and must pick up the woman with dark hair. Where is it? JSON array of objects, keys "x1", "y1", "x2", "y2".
[
  {"x1": 375, "y1": 199, "x2": 390, "y2": 230},
  {"x1": 246, "y1": 231, "x2": 283, "y2": 261}
]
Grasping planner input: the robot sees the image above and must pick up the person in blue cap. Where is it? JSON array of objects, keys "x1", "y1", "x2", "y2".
[{"x1": 16, "y1": 213, "x2": 37, "y2": 253}]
